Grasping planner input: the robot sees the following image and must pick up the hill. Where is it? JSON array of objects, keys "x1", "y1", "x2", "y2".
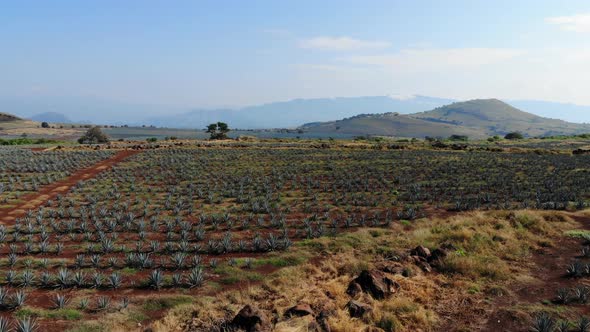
[
  {"x1": 303, "y1": 99, "x2": 590, "y2": 138},
  {"x1": 0, "y1": 112, "x2": 21, "y2": 122},
  {"x1": 411, "y1": 99, "x2": 590, "y2": 137},
  {"x1": 301, "y1": 112, "x2": 484, "y2": 138},
  {"x1": 30, "y1": 112, "x2": 71, "y2": 123}
]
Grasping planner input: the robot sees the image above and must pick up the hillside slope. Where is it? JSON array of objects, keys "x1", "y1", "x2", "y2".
[
  {"x1": 0, "y1": 112, "x2": 22, "y2": 122},
  {"x1": 411, "y1": 99, "x2": 590, "y2": 136},
  {"x1": 301, "y1": 112, "x2": 484, "y2": 138},
  {"x1": 303, "y1": 99, "x2": 590, "y2": 138}
]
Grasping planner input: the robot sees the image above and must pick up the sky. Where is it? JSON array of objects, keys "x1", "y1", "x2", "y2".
[{"x1": 3, "y1": 0, "x2": 590, "y2": 108}]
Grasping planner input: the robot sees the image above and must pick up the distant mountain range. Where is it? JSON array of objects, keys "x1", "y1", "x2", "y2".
[
  {"x1": 2, "y1": 95, "x2": 590, "y2": 129},
  {"x1": 30, "y1": 112, "x2": 71, "y2": 123},
  {"x1": 146, "y1": 95, "x2": 456, "y2": 129},
  {"x1": 302, "y1": 99, "x2": 590, "y2": 139}
]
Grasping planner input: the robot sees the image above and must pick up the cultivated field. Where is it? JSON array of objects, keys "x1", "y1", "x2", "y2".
[{"x1": 0, "y1": 139, "x2": 589, "y2": 331}]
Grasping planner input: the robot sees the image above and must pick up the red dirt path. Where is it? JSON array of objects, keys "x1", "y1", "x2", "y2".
[{"x1": 0, "y1": 150, "x2": 139, "y2": 224}]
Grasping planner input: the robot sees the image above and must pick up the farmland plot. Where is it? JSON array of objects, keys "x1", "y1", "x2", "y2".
[{"x1": 0, "y1": 145, "x2": 590, "y2": 330}]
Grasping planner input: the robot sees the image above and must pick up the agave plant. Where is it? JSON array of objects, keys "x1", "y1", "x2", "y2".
[
  {"x1": 187, "y1": 267, "x2": 204, "y2": 288},
  {"x1": 52, "y1": 293, "x2": 69, "y2": 309},
  {"x1": 575, "y1": 286, "x2": 590, "y2": 304},
  {"x1": 40, "y1": 271, "x2": 52, "y2": 288},
  {"x1": 73, "y1": 271, "x2": 86, "y2": 288},
  {"x1": 14, "y1": 317, "x2": 38, "y2": 332},
  {"x1": 91, "y1": 272, "x2": 103, "y2": 289},
  {"x1": 5, "y1": 270, "x2": 16, "y2": 286},
  {"x1": 556, "y1": 320, "x2": 570, "y2": 332},
  {"x1": 531, "y1": 312, "x2": 555, "y2": 332},
  {"x1": 119, "y1": 297, "x2": 129, "y2": 310},
  {"x1": 96, "y1": 296, "x2": 110, "y2": 311},
  {"x1": 579, "y1": 316, "x2": 590, "y2": 332},
  {"x1": 0, "y1": 317, "x2": 10, "y2": 332},
  {"x1": 108, "y1": 272, "x2": 122, "y2": 290},
  {"x1": 11, "y1": 290, "x2": 27, "y2": 308},
  {"x1": 148, "y1": 270, "x2": 164, "y2": 290},
  {"x1": 56, "y1": 268, "x2": 71, "y2": 289},
  {"x1": 19, "y1": 270, "x2": 35, "y2": 288},
  {"x1": 78, "y1": 298, "x2": 89, "y2": 310},
  {"x1": 567, "y1": 261, "x2": 585, "y2": 278},
  {"x1": 172, "y1": 273, "x2": 182, "y2": 287},
  {"x1": 0, "y1": 287, "x2": 7, "y2": 307}
]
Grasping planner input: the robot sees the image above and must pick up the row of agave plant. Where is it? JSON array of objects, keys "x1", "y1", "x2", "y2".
[
  {"x1": 531, "y1": 312, "x2": 590, "y2": 332},
  {"x1": 0, "y1": 149, "x2": 114, "y2": 204},
  {"x1": 0, "y1": 266, "x2": 205, "y2": 290},
  {"x1": 0, "y1": 292, "x2": 129, "y2": 332}
]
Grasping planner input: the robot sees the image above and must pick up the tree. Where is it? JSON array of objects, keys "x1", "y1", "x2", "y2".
[
  {"x1": 78, "y1": 126, "x2": 109, "y2": 144},
  {"x1": 206, "y1": 122, "x2": 230, "y2": 140},
  {"x1": 41, "y1": 122, "x2": 49, "y2": 128},
  {"x1": 448, "y1": 135, "x2": 469, "y2": 142},
  {"x1": 504, "y1": 132, "x2": 524, "y2": 140}
]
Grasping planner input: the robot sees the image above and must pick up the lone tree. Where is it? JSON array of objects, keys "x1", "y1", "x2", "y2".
[
  {"x1": 504, "y1": 132, "x2": 524, "y2": 140},
  {"x1": 206, "y1": 122, "x2": 230, "y2": 140},
  {"x1": 78, "y1": 126, "x2": 109, "y2": 144}
]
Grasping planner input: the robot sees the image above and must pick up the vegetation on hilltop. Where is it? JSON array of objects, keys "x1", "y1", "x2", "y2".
[{"x1": 77, "y1": 126, "x2": 109, "y2": 144}]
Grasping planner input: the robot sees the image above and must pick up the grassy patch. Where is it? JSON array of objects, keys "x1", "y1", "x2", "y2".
[
  {"x1": 142, "y1": 295, "x2": 194, "y2": 311},
  {"x1": 16, "y1": 307, "x2": 83, "y2": 320},
  {"x1": 564, "y1": 229, "x2": 590, "y2": 238}
]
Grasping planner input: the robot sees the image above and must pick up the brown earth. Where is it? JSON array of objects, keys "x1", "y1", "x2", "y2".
[{"x1": 482, "y1": 214, "x2": 590, "y2": 332}]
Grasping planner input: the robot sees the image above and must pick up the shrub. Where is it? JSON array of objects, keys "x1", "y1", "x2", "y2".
[
  {"x1": 78, "y1": 126, "x2": 109, "y2": 144},
  {"x1": 505, "y1": 132, "x2": 524, "y2": 140}
]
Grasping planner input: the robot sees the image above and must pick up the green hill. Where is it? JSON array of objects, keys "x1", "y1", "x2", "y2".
[
  {"x1": 301, "y1": 112, "x2": 484, "y2": 138},
  {"x1": 302, "y1": 99, "x2": 590, "y2": 139},
  {"x1": 410, "y1": 99, "x2": 590, "y2": 137}
]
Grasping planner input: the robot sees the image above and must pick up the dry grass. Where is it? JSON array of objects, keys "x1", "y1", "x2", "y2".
[{"x1": 77, "y1": 209, "x2": 584, "y2": 332}]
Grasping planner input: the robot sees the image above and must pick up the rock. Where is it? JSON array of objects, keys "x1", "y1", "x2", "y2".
[
  {"x1": 346, "y1": 281, "x2": 363, "y2": 298},
  {"x1": 411, "y1": 245, "x2": 431, "y2": 258},
  {"x1": 428, "y1": 248, "x2": 448, "y2": 262},
  {"x1": 379, "y1": 262, "x2": 405, "y2": 275},
  {"x1": 285, "y1": 303, "x2": 315, "y2": 318},
  {"x1": 231, "y1": 305, "x2": 270, "y2": 332},
  {"x1": 408, "y1": 255, "x2": 426, "y2": 264},
  {"x1": 417, "y1": 261, "x2": 432, "y2": 273},
  {"x1": 347, "y1": 270, "x2": 400, "y2": 299},
  {"x1": 346, "y1": 300, "x2": 373, "y2": 318}
]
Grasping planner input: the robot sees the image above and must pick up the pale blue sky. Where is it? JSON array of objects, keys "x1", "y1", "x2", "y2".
[{"x1": 2, "y1": 0, "x2": 590, "y2": 107}]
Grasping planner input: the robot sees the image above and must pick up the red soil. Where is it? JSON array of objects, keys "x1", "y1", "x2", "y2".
[
  {"x1": 482, "y1": 214, "x2": 590, "y2": 332},
  {"x1": 0, "y1": 150, "x2": 139, "y2": 224}
]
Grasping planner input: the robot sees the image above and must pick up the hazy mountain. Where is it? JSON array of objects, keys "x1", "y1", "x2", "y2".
[
  {"x1": 303, "y1": 99, "x2": 590, "y2": 138},
  {"x1": 0, "y1": 96, "x2": 181, "y2": 126},
  {"x1": 508, "y1": 100, "x2": 590, "y2": 124},
  {"x1": 3, "y1": 95, "x2": 590, "y2": 130},
  {"x1": 147, "y1": 95, "x2": 455, "y2": 129},
  {"x1": 30, "y1": 112, "x2": 71, "y2": 123}
]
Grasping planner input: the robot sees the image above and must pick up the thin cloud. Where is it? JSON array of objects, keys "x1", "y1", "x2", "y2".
[
  {"x1": 299, "y1": 36, "x2": 391, "y2": 51},
  {"x1": 342, "y1": 48, "x2": 524, "y2": 72},
  {"x1": 546, "y1": 13, "x2": 590, "y2": 32}
]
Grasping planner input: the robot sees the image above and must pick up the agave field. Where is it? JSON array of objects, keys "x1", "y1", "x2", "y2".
[
  {"x1": 0, "y1": 149, "x2": 114, "y2": 206},
  {"x1": 0, "y1": 143, "x2": 589, "y2": 329}
]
